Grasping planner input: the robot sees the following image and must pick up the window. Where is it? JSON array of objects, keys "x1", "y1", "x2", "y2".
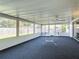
[
  {"x1": 61, "y1": 24, "x2": 66, "y2": 32},
  {"x1": 0, "y1": 17, "x2": 16, "y2": 39},
  {"x1": 35, "y1": 24, "x2": 41, "y2": 33},
  {"x1": 28, "y1": 23, "x2": 33, "y2": 34},
  {"x1": 19, "y1": 21, "x2": 33, "y2": 36},
  {"x1": 42, "y1": 25, "x2": 48, "y2": 35},
  {"x1": 19, "y1": 21, "x2": 28, "y2": 36},
  {"x1": 50, "y1": 25, "x2": 55, "y2": 35},
  {"x1": 0, "y1": 16, "x2": 40, "y2": 39}
]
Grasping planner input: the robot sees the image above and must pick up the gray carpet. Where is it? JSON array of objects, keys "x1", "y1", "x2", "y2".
[{"x1": 0, "y1": 36, "x2": 79, "y2": 59}]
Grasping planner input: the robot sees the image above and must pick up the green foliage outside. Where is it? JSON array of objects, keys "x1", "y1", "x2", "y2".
[{"x1": 62, "y1": 24, "x2": 66, "y2": 32}]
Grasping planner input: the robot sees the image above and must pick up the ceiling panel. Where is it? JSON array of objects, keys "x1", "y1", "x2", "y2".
[{"x1": 0, "y1": 0, "x2": 79, "y2": 24}]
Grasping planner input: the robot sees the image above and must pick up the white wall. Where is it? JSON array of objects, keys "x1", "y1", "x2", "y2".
[
  {"x1": 0, "y1": 33, "x2": 40, "y2": 51},
  {"x1": 69, "y1": 23, "x2": 73, "y2": 37}
]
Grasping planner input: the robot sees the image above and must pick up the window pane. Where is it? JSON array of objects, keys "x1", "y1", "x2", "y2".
[
  {"x1": 42, "y1": 25, "x2": 48, "y2": 35},
  {"x1": 61, "y1": 24, "x2": 66, "y2": 32},
  {"x1": 19, "y1": 21, "x2": 28, "y2": 36},
  {"x1": 0, "y1": 17, "x2": 16, "y2": 39},
  {"x1": 50, "y1": 25, "x2": 55, "y2": 35},
  {"x1": 35, "y1": 24, "x2": 41, "y2": 33},
  {"x1": 28, "y1": 23, "x2": 33, "y2": 34},
  {"x1": 19, "y1": 21, "x2": 33, "y2": 36}
]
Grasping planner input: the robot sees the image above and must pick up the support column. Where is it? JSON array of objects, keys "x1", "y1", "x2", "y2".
[
  {"x1": 41, "y1": 24, "x2": 42, "y2": 36},
  {"x1": 55, "y1": 24, "x2": 56, "y2": 36},
  {"x1": 72, "y1": 22, "x2": 74, "y2": 37},
  {"x1": 16, "y1": 10, "x2": 19, "y2": 37},
  {"x1": 48, "y1": 24, "x2": 50, "y2": 36},
  {"x1": 16, "y1": 20, "x2": 19, "y2": 36},
  {"x1": 69, "y1": 22, "x2": 73, "y2": 37},
  {"x1": 69, "y1": 15, "x2": 74, "y2": 37},
  {"x1": 33, "y1": 23, "x2": 35, "y2": 34}
]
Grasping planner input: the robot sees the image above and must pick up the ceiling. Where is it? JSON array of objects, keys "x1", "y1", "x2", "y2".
[{"x1": 0, "y1": 0, "x2": 79, "y2": 24}]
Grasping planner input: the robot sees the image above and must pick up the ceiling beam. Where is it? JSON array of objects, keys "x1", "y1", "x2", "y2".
[{"x1": 0, "y1": 13, "x2": 40, "y2": 24}]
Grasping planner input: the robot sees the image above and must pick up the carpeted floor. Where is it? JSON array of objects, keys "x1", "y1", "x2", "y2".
[{"x1": 0, "y1": 36, "x2": 79, "y2": 59}]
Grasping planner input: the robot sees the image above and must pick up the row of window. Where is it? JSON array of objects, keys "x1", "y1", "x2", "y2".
[
  {"x1": 42, "y1": 24, "x2": 67, "y2": 32},
  {"x1": 0, "y1": 17, "x2": 69, "y2": 39},
  {"x1": 42, "y1": 24, "x2": 68, "y2": 36},
  {"x1": 0, "y1": 17, "x2": 41, "y2": 39}
]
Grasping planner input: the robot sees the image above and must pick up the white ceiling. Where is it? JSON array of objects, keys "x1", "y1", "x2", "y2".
[{"x1": 0, "y1": 0, "x2": 79, "y2": 24}]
